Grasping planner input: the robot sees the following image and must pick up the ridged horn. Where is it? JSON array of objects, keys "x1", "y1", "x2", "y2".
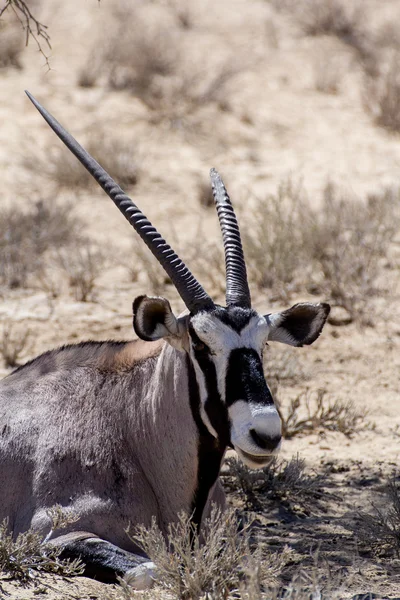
[
  {"x1": 26, "y1": 91, "x2": 214, "y2": 314},
  {"x1": 210, "y1": 168, "x2": 251, "y2": 308}
]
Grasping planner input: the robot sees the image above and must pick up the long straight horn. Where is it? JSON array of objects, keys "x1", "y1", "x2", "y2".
[
  {"x1": 210, "y1": 169, "x2": 251, "y2": 308},
  {"x1": 26, "y1": 91, "x2": 214, "y2": 314}
]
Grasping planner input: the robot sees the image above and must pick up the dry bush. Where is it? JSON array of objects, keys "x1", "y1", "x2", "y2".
[
  {"x1": 38, "y1": 133, "x2": 139, "y2": 190},
  {"x1": 223, "y1": 455, "x2": 326, "y2": 513},
  {"x1": 363, "y1": 52, "x2": 400, "y2": 132},
  {"x1": 307, "y1": 183, "x2": 400, "y2": 320},
  {"x1": 0, "y1": 322, "x2": 30, "y2": 368},
  {"x1": 79, "y1": 2, "x2": 246, "y2": 124},
  {"x1": 355, "y1": 477, "x2": 400, "y2": 557},
  {"x1": 276, "y1": 388, "x2": 370, "y2": 439},
  {"x1": 55, "y1": 243, "x2": 106, "y2": 302},
  {"x1": 241, "y1": 179, "x2": 309, "y2": 299},
  {"x1": 241, "y1": 179, "x2": 400, "y2": 321},
  {"x1": 129, "y1": 505, "x2": 286, "y2": 600},
  {"x1": 0, "y1": 200, "x2": 82, "y2": 289},
  {"x1": 0, "y1": 507, "x2": 83, "y2": 582}
]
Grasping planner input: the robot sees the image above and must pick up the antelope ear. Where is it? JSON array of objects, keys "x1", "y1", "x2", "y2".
[
  {"x1": 133, "y1": 296, "x2": 180, "y2": 341},
  {"x1": 265, "y1": 302, "x2": 330, "y2": 347}
]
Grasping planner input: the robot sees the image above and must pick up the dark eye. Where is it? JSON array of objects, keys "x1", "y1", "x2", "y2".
[{"x1": 193, "y1": 340, "x2": 207, "y2": 352}]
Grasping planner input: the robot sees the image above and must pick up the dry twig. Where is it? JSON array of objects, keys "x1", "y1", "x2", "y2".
[{"x1": 0, "y1": 0, "x2": 51, "y2": 67}]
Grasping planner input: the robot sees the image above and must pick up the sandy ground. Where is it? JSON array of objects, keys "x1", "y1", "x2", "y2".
[{"x1": 0, "y1": 0, "x2": 400, "y2": 597}]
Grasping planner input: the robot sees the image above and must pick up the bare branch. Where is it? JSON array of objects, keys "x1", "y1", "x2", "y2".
[{"x1": 0, "y1": 0, "x2": 51, "y2": 68}]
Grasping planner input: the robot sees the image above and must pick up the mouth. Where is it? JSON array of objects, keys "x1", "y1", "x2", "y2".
[{"x1": 235, "y1": 447, "x2": 275, "y2": 468}]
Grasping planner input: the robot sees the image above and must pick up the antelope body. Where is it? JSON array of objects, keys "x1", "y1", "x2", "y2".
[{"x1": 0, "y1": 93, "x2": 330, "y2": 587}]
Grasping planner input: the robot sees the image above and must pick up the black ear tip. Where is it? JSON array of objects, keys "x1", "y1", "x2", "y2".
[
  {"x1": 320, "y1": 303, "x2": 331, "y2": 318},
  {"x1": 132, "y1": 295, "x2": 146, "y2": 315}
]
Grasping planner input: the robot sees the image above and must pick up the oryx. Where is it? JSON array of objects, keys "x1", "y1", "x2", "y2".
[{"x1": 0, "y1": 92, "x2": 330, "y2": 588}]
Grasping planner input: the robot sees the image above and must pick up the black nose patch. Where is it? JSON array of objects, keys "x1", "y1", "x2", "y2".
[{"x1": 225, "y1": 348, "x2": 273, "y2": 407}]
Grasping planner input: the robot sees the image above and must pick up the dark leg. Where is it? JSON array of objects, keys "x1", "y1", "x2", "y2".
[{"x1": 49, "y1": 532, "x2": 156, "y2": 588}]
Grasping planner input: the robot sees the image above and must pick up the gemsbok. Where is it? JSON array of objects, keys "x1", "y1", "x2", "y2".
[{"x1": 0, "y1": 92, "x2": 330, "y2": 588}]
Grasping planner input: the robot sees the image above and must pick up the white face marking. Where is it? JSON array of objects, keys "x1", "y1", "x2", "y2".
[
  {"x1": 189, "y1": 311, "x2": 282, "y2": 467},
  {"x1": 229, "y1": 400, "x2": 281, "y2": 467},
  {"x1": 190, "y1": 312, "x2": 269, "y2": 404}
]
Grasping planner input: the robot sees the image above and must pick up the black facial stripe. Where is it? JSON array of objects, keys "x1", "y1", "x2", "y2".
[
  {"x1": 193, "y1": 347, "x2": 231, "y2": 447},
  {"x1": 225, "y1": 348, "x2": 274, "y2": 407},
  {"x1": 187, "y1": 356, "x2": 225, "y2": 533}
]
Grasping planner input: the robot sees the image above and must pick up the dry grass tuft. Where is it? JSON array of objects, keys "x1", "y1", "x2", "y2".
[
  {"x1": 355, "y1": 477, "x2": 400, "y2": 557},
  {"x1": 0, "y1": 200, "x2": 82, "y2": 290},
  {"x1": 55, "y1": 244, "x2": 106, "y2": 302},
  {"x1": 0, "y1": 506, "x2": 83, "y2": 582},
  {"x1": 276, "y1": 388, "x2": 370, "y2": 439},
  {"x1": 223, "y1": 455, "x2": 326, "y2": 514},
  {"x1": 128, "y1": 505, "x2": 287, "y2": 599},
  {"x1": 0, "y1": 199, "x2": 107, "y2": 301},
  {"x1": 241, "y1": 179, "x2": 308, "y2": 299},
  {"x1": 241, "y1": 179, "x2": 400, "y2": 322},
  {"x1": 308, "y1": 183, "x2": 399, "y2": 320}
]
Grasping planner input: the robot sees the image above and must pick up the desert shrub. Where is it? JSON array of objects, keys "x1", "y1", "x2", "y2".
[
  {"x1": 0, "y1": 506, "x2": 82, "y2": 582},
  {"x1": 308, "y1": 183, "x2": 399, "y2": 319},
  {"x1": 241, "y1": 179, "x2": 309, "y2": 298},
  {"x1": 355, "y1": 477, "x2": 400, "y2": 557},
  {"x1": 276, "y1": 387, "x2": 370, "y2": 439},
  {"x1": 241, "y1": 179, "x2": 400, "y2": 321},
  {"x1": 0, "y1": 200, "x2": 82, "y2": 289},
  {"x1": 129, "y1": 505, "x2": 286, "y2": 599},
  {"x1": 0, "y1": 323, "x2": 30, "y2": 368},
  {"x1": 79, "y1": 2, "x2": 245, "y2": 124},
  {"x1": 363, "y1": 51, "x2": 400, "y2": 132},
  {"x1": 55, "y1": 243, "x2": 106, "y2": 302},
  {"x1": 223, "y1": 455, "x2": 326, "y2": 514}
]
